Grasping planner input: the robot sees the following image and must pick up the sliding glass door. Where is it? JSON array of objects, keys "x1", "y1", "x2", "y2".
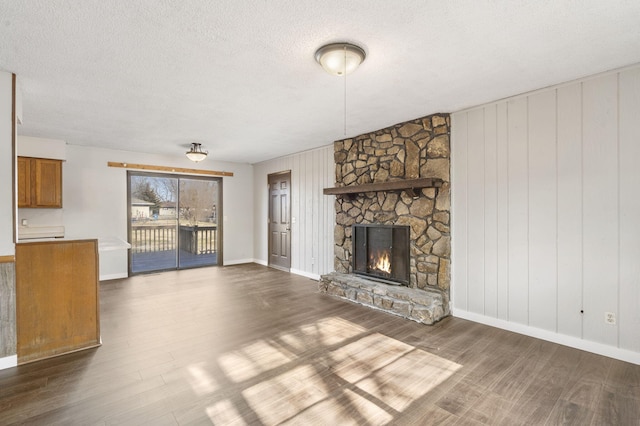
[{"x1": 128, "y1": 172, "x2": 221, "y2": 274}]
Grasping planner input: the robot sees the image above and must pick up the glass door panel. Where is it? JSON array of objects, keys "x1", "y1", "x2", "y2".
[
  {"x1": 178, "y1": 177, "x2": 220, "y2": 269},
  {"x1": 129, "y1": 174, "x2": 179, "y2": 274}
]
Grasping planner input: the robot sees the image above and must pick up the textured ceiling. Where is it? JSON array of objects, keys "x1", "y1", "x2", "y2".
[{"x1": 1, "y1": 1, "x2": 639, "y2": 164}]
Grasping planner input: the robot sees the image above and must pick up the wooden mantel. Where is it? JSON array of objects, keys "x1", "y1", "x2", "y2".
[{"x1": 323, "y1": 177, "x2": 443, "y2": 196}]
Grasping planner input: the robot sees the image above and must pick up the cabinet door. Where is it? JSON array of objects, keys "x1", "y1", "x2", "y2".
[
  {"x1": 34, "y1": 159, "x2": 62, "y2": 208},
  {"x1": 17, "y1": 157, "x2": 31, "y2": 207}
]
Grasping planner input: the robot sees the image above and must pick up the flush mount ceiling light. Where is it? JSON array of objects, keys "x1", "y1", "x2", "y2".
[
  {"x1": 186, "y1": 142, "x2": 208, "y2": 162},
  {"x1": 314, "y1": 42, "x2": 366, "y2": 76}
]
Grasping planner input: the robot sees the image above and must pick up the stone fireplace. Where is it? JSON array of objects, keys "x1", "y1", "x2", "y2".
[{"x1": 319, "y1": 113, "x2": 451, "y2": 324}]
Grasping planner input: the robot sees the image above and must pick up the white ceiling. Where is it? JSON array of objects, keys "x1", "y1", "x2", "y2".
[{"x1": 1, "y1": 1, "x2": 639, "y2": 164}]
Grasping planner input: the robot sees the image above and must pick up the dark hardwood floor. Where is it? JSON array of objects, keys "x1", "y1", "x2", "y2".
[{"x1": 1, "y1": 264, "x2": 638, "y2": 425}]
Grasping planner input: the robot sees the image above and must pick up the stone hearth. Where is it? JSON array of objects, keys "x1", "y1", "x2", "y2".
[
  {"x1": 320, "y1": 113, "x2": 451, "y2": 324},
  {"x1": 319, "y1": 273, "x2": 449, "y2": 325}
]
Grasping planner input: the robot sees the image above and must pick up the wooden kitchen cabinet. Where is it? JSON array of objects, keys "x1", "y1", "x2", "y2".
[
  {"x1": 17, "y1": 156, "x2": 62, "y2": 208},
  {"x1": 16, "y1": 156, "x2": 31, "y2": 207},
  {"x1": 16, "y1": 239, "x2": 100, "y2": 364}
]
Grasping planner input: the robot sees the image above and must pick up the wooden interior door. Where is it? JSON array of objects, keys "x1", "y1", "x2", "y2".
[{"x1": 268, "y1": 172, "x2": 291, "y2": 271}]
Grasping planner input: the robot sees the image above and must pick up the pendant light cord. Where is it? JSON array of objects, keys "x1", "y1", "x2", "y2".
[{"x1": 344, "y1": 45, "x2": 347, "y2": 136}]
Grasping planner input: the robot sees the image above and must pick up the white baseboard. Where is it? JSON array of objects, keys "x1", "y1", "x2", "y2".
[
  {"x1": 290, "y1": 268, "x2": 320, "y2": 281},
  {"x1": 243, "y1": 260, "x2": 320, "y2": 280},
  {"x1": 454, "y1": 309, "x2": 640, "y2": 366},
  {"x1": 0, "y1": 355, "x2": 17, "y2": 370},
  {"x1": 99, "y1": 272, "x2": 128, "y2": 281},
  {"x1": 224, "y1": 258, "x2": 258, "y2": 266}
]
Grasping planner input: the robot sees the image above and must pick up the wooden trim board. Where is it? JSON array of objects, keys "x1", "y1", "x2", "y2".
[
  {"x1": 0, "y1": 255, "x2": 15, "y2": 263},
  {"x1": 108, "y1": 161, "x2": 234, "y2": 177}
]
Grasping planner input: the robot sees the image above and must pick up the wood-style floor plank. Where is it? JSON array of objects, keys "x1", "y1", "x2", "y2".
[{"x1": 1, "y1": 264, "x2": 638, "y2": 425}]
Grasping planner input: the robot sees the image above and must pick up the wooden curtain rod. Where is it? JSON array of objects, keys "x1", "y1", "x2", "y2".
[
  {"x1": 0, "y1": 255, "x2": 15, "y2": 264},
  {"x1": 107, "y1": 162, "x2": 234, "y2": 177}
]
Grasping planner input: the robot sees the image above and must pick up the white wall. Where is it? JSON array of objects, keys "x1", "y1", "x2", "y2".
[
  {"x1": 253, "y1": 145, "x2": 335, "y2": 279},
  {"x1": 17, "y1": 135, "x2": 66, "y2": 160},
  {"x1": 451, "y1": 65, "x2": 640, "y2": 365},
  {"x1": 63, "y1": 145, "x2": 254, "y2": 275},
  {"x1": 0, "y1": 71, "x2": 15, "y2": 255}
]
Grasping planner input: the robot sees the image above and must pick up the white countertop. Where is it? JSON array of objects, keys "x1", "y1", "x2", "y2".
[
  {"x1": 98, "y1": 237, "x2": 131, "y2": 251},
  {"x1": 17, "y1": 234, "x2": 131, "y2": 251},
  {"x1": 16, "y1": 237, "x2": 67, "y2": 244}
]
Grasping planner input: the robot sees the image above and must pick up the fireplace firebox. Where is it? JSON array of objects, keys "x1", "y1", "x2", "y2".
[{"x1": 352, "y1": 224, "x2": 410, "y2": 286}]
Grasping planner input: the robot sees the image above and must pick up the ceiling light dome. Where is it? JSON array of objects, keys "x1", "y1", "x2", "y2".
[
  {"x1": 315, "y1": 43, "x2": 366, "y2": 76},
  {"x1": 186, "y1": 143, "x2": 208, "y2": 162}
]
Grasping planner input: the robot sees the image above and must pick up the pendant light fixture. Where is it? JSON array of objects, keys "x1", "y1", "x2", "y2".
[
  {"x1": 186, "y1": 142, "x2": 208, "y2": 162},
  {"x1": 315, "y1": 42, "x2": 366, "y2": 135}
]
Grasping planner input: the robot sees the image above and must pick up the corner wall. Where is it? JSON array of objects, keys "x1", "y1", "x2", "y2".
[
  {"x1": 253, "y1": 145, "x2": 334, "y2": 279},
  {"x1": 0, "y1": 71, "x2": 17, "y2": 369},
  {"x1": 451, "y1": 64, "x2": 640, "y2": 364}
]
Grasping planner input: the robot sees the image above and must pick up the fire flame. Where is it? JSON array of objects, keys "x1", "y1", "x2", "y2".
[{"x1": 370, "y1": 251, "x2": 391, "y2": 274}]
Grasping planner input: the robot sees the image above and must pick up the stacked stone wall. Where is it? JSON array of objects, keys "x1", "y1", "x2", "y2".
[{"x1": 333, "y1": 113, "x2": 451, "y2": 294}]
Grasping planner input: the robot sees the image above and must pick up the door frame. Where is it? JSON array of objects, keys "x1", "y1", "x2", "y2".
[{"x1": 268, "y1": 171, "x2": 292, "y2": 271}]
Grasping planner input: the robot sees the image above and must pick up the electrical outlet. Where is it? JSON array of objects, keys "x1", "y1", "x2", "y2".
[{"x1": 605, "y1": 312, "x2": 616, "y2": 325}]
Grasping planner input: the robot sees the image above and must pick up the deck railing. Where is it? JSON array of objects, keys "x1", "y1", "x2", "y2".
[
  {"x1": 131, "y1": 224, "x2": 217, "y2": 254},
  {"x1": 179, "y1": 225, "x2": 217, "y2": 254}
]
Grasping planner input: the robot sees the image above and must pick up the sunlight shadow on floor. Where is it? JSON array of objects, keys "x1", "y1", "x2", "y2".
[
  {"x1": 218, "y1": 340, "x2": 297, "y2": 383},
  {"x1": 186, "y1": 362, "x2": 220, "y2": 396},
  {"x1": 196, "y1": 316, "x2": 461, "y2": 424}
]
